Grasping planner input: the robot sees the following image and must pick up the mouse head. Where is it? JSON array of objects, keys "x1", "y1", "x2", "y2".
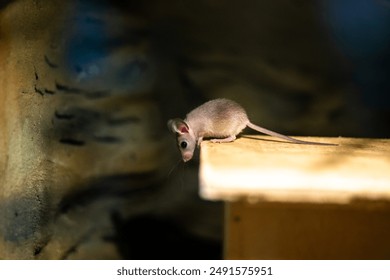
[{"x1": 167, "y1": 118, "x2": 196, "y2": 162}]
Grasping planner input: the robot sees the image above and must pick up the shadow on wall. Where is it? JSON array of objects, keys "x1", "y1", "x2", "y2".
[{"x1": 110, "y1": 213, "x2": 222, "y2": 260}]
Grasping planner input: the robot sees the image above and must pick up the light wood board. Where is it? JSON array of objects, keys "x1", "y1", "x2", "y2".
[{"x1": 200, "y1": 136, "x2": 390, "y2": 204}]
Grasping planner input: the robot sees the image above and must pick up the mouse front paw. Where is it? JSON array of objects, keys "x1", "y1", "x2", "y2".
[{"x1": 197, "y1": 137, "x2": 203, "y2": 146}]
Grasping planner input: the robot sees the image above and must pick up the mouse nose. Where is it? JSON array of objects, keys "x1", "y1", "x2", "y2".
[{"x1": 182, "y1": 153, "x2": 193, "y2": 162}]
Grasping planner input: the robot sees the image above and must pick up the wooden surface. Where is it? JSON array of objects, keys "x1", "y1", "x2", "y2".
[
  {"x1": 199, "y1": 136, "x2": 390, "y2": 204},
  {"x1": 224, "y1": 200, "x2": 390, "y2": 259},
  {"x1": 199, "y1": 136, "x2": 390, "y2": 259}
]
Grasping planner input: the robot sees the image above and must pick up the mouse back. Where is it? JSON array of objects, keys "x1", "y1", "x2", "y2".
[{"x1": 185, "y1": 98, "x2": 249, "y2": 138}]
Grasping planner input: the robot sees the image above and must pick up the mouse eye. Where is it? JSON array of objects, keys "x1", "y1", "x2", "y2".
[{"x1": 180, "y1": 141, "x2": 188, "y2": 149}]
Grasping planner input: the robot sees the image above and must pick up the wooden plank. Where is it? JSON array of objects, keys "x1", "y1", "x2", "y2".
[
  {"x1": 225, "y1": 200, "x2": 390, "y2": 259},
  {"x1": 200, "y1": 136, "x2": 390, "y2": 204}
]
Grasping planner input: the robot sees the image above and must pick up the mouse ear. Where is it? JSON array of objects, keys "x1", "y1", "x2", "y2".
[{"x1": 167, "y1": 118, "x2": 189, "y2": 134}]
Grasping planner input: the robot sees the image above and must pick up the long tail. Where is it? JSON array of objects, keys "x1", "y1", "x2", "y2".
[{"x1": 247, "y1": 122, "x2": 336, "y2": 146}]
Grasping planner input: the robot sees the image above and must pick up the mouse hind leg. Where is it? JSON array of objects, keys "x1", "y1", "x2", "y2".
[{"x1": 210, "y1": 135, "x2": 236, "y2": 143}]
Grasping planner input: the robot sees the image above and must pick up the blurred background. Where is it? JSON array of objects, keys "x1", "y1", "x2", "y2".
[{"x1": 0, "y1": 0, "x2": 389, "y2": 259}]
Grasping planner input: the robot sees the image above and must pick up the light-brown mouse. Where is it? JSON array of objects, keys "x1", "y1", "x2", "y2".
[{"x1": 168, "y1": 98, "x2": 336, "y2": 162}]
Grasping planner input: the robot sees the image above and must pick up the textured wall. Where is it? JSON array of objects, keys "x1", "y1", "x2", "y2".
[{"x1": 0, "y1": 0, "x2": 181, "y2": 259}]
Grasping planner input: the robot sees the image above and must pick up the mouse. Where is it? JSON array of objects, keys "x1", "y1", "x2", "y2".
[{"x1": 168, "y1": 98, "x2": 336, "y2": 162}]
